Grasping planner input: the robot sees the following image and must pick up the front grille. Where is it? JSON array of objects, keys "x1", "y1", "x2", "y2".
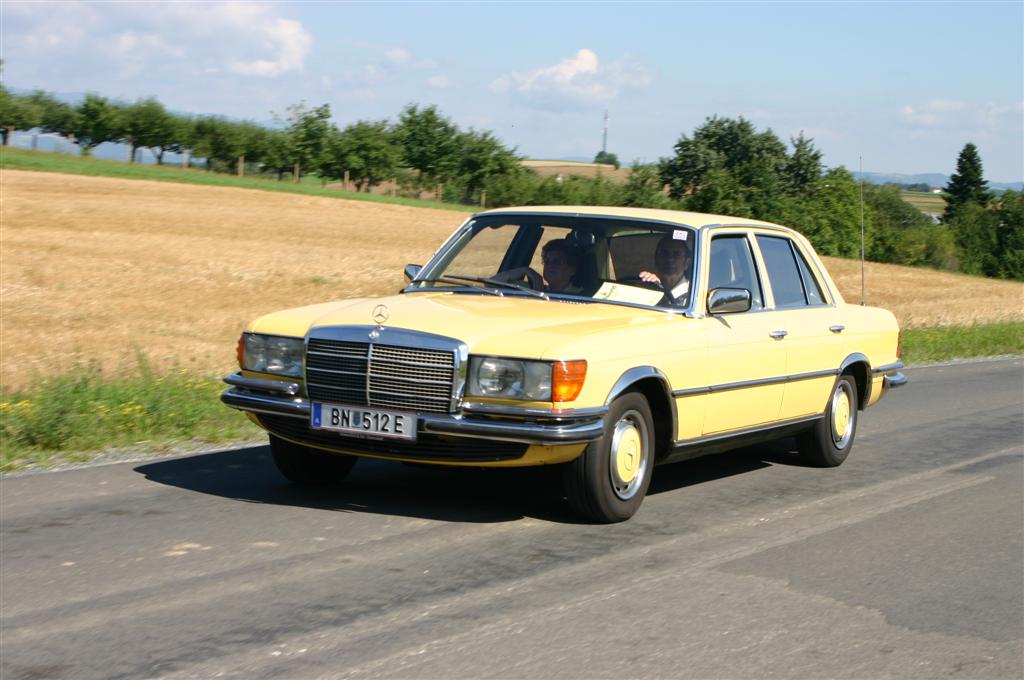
[
  {"x1": 258, "y1": 415, "x2": 527, "y2": 462},
  {"x1": 306, "y1": 337, "x2": 456, "y2": 414}
]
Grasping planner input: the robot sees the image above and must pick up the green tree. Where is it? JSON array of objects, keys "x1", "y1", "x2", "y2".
[
  {"x1": 451, "y1": 129, "x2": 520, "y2": 203},
  {"x1": 0, "y1": 87, "x2": 41, "y2": 146},
  {"x1": 660, "y1": 116, "x2": 788, "y2": 217},
  {"x1": 951, "y1": 201, "x2": 999, "y2": 276},
  {"x1": 862, "y1": 183, "x2": 933, "y2": 264},
  {"x1": 26, "y1": 90, "x2": 78, "y2": 143},
  {"x1": 119, "y1": 97, "x2": 177, "y2": 163},
  {"x1": 943, "y1": 142, "x2": 991, "y2": 222},
  {"x1": 70, "y1": 94, "x2": 121, "y2": 156},
  {"x1": 323, "y1": 120, "x2": 402, "y2": 191},
  {"x1": 621, "y1": 162, "x2": 672, "y2": 208},
  {"x1": 782, "y1": 167, "x2": 866, "y2": 258},
  {"x1": 393, "y1": 103, "x2": 460, "y2": 188},
  {"x1": 279, "y1": 102, "x2": 332, "y2": 179},
  {"x1": 594, "y1": 150, "x2": 620, "y2": 169},
  {"x1": 993, "y1": 190, "x2": 1024, "y2": 280},
  {"x1": 781, "y1": 132, "x2": 823, "y2": 199}
]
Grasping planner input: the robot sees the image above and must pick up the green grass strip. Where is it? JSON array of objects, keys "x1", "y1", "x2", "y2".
[
  {"x1": 0, "y1": 365, "x2": 261, "y2": 472},
  {"x1": 1, "y1": 321, "x2": 1020, "y2": 472},
  {"x1": 900, "y1": 320, "x2": 1024, "y2": 364},
  {"x1": 0, "y1": 147, "x2": 473, "y2": 213}
]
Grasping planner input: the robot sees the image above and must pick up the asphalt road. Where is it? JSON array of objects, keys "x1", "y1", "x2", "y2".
[{"x1": 2, "y1": 358, "x2": 1022, "y2": 680}]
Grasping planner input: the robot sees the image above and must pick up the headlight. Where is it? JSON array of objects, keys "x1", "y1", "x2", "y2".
[
  {"x1": 242, "y1": 333, "x2": 304, "y2": 377},
  {"x1": 467, "y1": 357, "x2": 586, "y2": 402}
]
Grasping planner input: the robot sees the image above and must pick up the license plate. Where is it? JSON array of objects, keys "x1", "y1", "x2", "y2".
[{"x1": 311, "y1": 402, "x2": 417, "y2": 440}]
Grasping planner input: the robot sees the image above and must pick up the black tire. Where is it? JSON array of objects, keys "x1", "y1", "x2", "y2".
[
  {"x1": 269, "y1": 435, "x2": 357, "y2": 485},
  {"x1": 798, "y1": 374, "x2": 858, "y2": 467},
  {"x1": 562, "y1": 392, "x2": 655, "y2": 523}
]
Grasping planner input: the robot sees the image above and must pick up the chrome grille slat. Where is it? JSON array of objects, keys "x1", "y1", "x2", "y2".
[{"x1": 305, "y1": 336, "x2": 457, "y2": 414}]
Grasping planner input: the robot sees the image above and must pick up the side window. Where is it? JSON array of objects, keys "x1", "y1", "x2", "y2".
[
  {"x1": 793, "y1": 246, "x2": 827, "y2": 305},
  {"x1": 709, "y1": 235, "x2": 763, "y2": 310},
  {"x1": 757, "y1": 235, "x2": 809, "y2": 308}
]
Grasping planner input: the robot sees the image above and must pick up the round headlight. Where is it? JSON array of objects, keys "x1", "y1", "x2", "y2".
[{"x1": 476, "y1": 358, "x2": 525, "y2": 396}]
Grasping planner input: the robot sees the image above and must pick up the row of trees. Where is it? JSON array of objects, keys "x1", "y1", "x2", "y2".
[
  {"x1": 0, "y1": 88, "x2": 520, "y2": 197},
  {"x1": 1, "y1": 85, "x2": 1019, "y2": 279}
]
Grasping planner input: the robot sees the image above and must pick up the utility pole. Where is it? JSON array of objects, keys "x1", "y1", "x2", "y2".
[{"x1": 602, "y1": 110, "x2": 608, "y2": 154}]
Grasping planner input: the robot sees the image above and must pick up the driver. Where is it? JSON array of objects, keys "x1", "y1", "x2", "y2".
[
  {"x1": 496, "y1": 239, "x2": 583, "y2": 294},
  {"x1": 639, "y1": 235, "x2": 692, "y2": 303}
]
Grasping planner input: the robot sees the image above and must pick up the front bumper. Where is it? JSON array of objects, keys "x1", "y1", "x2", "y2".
[{"x1": 221, "y1": 373, "x2": 606, "y2": 446}]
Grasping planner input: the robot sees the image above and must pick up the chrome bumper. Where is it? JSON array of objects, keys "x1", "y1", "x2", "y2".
[
  {"x1": 873, "y1": 361, "x2": 908, "y2": 400},
  {"x1": 221, "y1": 373, "x2": 605, "y2": 445}
]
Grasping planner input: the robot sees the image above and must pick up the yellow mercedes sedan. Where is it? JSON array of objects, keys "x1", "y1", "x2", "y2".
[{"x1": 222, "y1": 206, "x2": 906, "y2": 522}]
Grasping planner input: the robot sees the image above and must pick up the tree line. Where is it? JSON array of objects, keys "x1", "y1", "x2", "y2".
[{"x1": 1, "y1": 85, "x2": 1019, "y2": 280}]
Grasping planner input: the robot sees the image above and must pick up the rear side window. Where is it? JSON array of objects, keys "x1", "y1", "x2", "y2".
[
  {"x1": 757, "y1": 235, "x2": 811, "y2": 308},
  {"x1": 793, "y1": 246, "x2": 826, "y2": 305},
  {"x1": 709, "y1": 235, "x2": 763, "y2": 310}
]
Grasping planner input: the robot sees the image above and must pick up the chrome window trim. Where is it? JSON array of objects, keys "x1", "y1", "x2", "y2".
[{"x1": 405, "y1": 213, "x2": 702, "y2": 316}]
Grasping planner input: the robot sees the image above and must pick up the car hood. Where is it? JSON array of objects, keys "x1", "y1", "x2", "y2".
[{"x1": 248, "y1": 291, "x2": 668, "y2": 359}]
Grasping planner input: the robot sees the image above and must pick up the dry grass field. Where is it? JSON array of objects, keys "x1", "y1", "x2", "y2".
[
  {"x1": 522, "y1": 159, "x2": 632, "y2": 183},
  {"x1": 2, "y1": 169, "x2": 1022, "y2": 390}
]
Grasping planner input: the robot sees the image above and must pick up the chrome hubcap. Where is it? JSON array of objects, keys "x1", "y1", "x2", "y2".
[
  {"x1": 831, "y1": 381, "x2": 855, "y2": 449},
  {"x1": 609, "y1": 409, "x2": 650, "y2": 500}
]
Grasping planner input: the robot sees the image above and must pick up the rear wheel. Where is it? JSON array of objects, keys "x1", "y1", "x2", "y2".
[
  {"x1": 798, "y1": 374, "x2": 858, "y2": 467},
  {"x1": 269, "y1": 435, "x2": 357, "y2": 485},
  {"x1": 562, "y1": 392, "x2": 655, "y2": 523}
]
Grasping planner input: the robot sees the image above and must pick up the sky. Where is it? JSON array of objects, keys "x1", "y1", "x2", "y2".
[{"x1": 2, "y1": 1, "x2": 1022, "y2": 181}]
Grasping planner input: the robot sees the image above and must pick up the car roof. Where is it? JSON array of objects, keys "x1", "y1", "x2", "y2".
[{"x1": 475, "y1": 205, "x2": 792, "y2": 231}]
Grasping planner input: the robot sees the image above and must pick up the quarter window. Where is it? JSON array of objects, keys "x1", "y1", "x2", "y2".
[
  {"x1": 757, "y1": 235, "x2": 810, "y2": 308},
  {"x1": 709, "y1": 236, "x2": 763, "y2": 310},
  {"x1": 793, "y1": 246, "x2": 826, "y2": 305}
]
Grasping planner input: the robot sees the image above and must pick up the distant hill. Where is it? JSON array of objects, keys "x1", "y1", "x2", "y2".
[{"x1": 860, "y1": 172, "x2": 1022, "y2": 192}]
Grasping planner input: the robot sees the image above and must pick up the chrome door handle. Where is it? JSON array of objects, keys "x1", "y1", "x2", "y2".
[
  {"x1": 769, "y1": 330, "x2": 788, "y2": 340},
  {"x1": 829, "y1": 325, "x2": 845, "y2": 334}
]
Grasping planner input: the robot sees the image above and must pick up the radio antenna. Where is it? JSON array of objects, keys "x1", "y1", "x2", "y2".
[{"x1": 859, "y1": 156, "x2": 866, "y2": 306}]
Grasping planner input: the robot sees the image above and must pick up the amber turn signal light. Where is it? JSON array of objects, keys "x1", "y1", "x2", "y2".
[{"x1": 552, "y1": 360, "x2": 587, "y2": 402}]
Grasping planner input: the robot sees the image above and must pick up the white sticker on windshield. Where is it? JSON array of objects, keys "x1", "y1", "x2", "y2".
[{"x1": 673, "y1": 230, "x2": 688, "y2": 240}]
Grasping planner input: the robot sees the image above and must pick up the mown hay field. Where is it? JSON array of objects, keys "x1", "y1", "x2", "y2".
[{"x1": 2, "y1": 169, "x2": 1022, "y2": 390}]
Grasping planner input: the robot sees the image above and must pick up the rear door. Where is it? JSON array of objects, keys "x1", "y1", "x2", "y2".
[{"x1": 753, "y1": 233, "x2": 844, "y2": 419}]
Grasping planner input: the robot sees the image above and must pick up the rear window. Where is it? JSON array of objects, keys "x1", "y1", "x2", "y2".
[{"x1": 757, "y1": 235, "x2": 808, "y2": 308}]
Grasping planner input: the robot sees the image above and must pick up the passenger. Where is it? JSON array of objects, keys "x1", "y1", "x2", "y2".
[{"x1": 639, "y1": 235, "x2": 693, "y2": 304}]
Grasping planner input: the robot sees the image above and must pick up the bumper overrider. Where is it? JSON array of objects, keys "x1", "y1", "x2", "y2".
[{"x1": 221, "y1": 373, "x2": 607, "y2": 457}]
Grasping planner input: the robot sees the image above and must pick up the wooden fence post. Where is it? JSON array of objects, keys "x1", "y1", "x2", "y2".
[
  {"x1": 343, "y1": 170, "x2": 349, "y2": 192},
  {"x1": 480, "y1": 190, "x2": 487, "y2": 208},
  {"x1": 237, "y1": 156, "x2": 245, "y2": 177},
  {"x1": 293, "y1": 162, "x2": 300, "y2": 183}
]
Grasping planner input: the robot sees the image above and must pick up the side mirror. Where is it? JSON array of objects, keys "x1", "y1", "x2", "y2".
[
  {"x1": 707, "y1": 288, "x2": 752, "y2": 314},
  {"x1": 404, "y1": 264, "x2": 422, "y2": 282}
]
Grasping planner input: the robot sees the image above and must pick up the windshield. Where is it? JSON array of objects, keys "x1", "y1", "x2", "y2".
[{"x1": 409, "y1": 215, "x2": 697, "y2": 310}]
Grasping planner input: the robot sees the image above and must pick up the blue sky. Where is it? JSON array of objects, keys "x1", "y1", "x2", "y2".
[{"x1": 3, "y1": 1, "x2": 1022, "y2": 180}]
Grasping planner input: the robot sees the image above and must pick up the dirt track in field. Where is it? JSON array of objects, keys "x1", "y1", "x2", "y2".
[{"x1": 2, "y1": 169, "x2": 1022, "y2": 390}]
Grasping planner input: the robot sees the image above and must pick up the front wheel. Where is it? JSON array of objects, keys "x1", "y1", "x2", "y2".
[
  {"x1": 562, "y1": 392, "x2": 655, "y2": 523},
  {"x1": 798, "y1": 374, "x2": 858, "y2": 467},
  {"x1": 269, "y1": 435, "x2": 357, "y2": 485}
]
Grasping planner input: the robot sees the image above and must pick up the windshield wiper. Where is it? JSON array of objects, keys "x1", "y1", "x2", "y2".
[
  {"x1": 441, "y1": 274, "x2": 549, "y2": 300},
  {"x1": 411, "y1": 277, "x2": 504, "y2": 296}
]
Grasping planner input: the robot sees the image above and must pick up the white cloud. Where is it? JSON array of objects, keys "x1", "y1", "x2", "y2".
[
  {"x1": 426, "y1": 74, "x2": 451, "y2": 89},
  {"x1": 384, "y1": 47, "x2": 412, "y2": 65},
  {"x1": 4, "y1": 1, "x2": 311, "y2": 82},
  {"x1": 491, "y1": 49, "x2": 652, "y2": 109},
  {"x1": 899, "y1": 98, "x2": 1022, "y2": 143}
]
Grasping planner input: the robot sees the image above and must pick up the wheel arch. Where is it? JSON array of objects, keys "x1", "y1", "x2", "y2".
[
  {"x1": 839, "y1": 353, "x2": 871, "y2": 410},
  {"x1": 605, "y1": 367, "x2": 675, "y2": 463}
]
